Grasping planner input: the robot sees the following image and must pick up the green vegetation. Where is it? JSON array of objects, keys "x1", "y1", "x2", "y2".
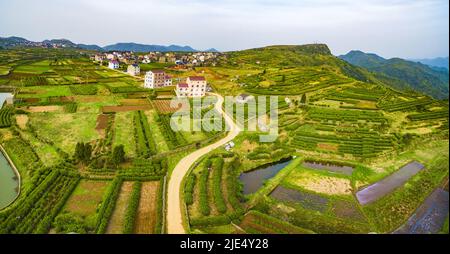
[{"x1": 0, "y1": 107, "x2": 13, "y2": 127}]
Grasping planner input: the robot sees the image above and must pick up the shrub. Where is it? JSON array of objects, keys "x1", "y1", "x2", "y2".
[{"x1": 123, "y1": 182, "x2": 142, "y2": 234}]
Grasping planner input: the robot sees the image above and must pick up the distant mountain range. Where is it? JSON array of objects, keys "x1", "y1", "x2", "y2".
[
  {"x1": 339, "y1": 50, "x2": 449, "y2": 99},
  {"x1": 0, "y1": 36, "x2": 218, "y2": 52},
  {"x1": 409, "y1": 57, "x2": 449, "y2": 71}
]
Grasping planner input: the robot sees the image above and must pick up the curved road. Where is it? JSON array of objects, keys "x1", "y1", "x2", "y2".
[{"x1": 167, "y1": 93, "x2": 241, "y2": 234}]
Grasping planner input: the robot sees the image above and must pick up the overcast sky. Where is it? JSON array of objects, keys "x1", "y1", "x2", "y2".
[{"x1": 0, "y1": 0, "x2": 448, "y2": 58}]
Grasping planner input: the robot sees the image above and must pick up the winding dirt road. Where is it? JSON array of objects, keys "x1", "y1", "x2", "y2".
[{"x1": 166, "y1": 93, "x2": 241, "y2": 234}]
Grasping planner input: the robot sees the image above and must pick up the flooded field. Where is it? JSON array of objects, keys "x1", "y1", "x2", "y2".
[
  {"x1": 239, "y1": 159, "x2": 291, "y2": 195},
  {"x1": 0, "y1": 149, "x2": 19, "y2": 210},
  {"x1": 356, "y1": 161, "x2": 425, "y2": 205},
  {"x1": 270, "y1": 186, "x2": 329, "y2": 212},
  {"x1": 302, "y1": 161, "x2": 353, "y2": 175},
  {"x1": 394, "y1": 188, "x2": 449, "y2": 234}
]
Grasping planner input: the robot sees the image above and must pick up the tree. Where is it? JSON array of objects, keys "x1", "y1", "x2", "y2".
[
  {"x1": 74, "y1": 142, "x2": 92, "y2": 165},
  {"x1": 83, "y1": 143, "x2": 92, "y2": 163},
  {"x1": 300, "y1": 94, "x2": 307, "y2": 104},
  {"x1": 111, "y1": 145, "x2": 125, "y2": 167},
  {"x1": 74, "y1": 142, "x2": 85, "y2": 162},
  {"x1": 262, "y1": 69, "x2": 266, "y2": 75},
  {"x1": 281, "y1": 75, "x2": 286, "y2": 82}
]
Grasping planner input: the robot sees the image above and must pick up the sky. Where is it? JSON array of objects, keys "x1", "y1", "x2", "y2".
[{"x1": 0, "y1": 0, "x2": 448, "y2": 58}]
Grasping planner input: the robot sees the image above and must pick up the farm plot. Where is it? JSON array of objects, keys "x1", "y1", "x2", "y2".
[
  {"x1": 15, "y1": 114, "x2": 29, "y2": 129},
  {"x1": 27, "y1": 105, "x2": 62, "y2": 113},
  {"x1": 113, "y1": 112, "x2": 136, "y2": 157},
  {"x1": 238, "y1": 210, "x2": 313, "y2": 234},
  {"x1": 356, "y1": 161, "x2": 425, "y2": 205},
  {"x1": 105, "y1": 181, "x2": 134, "y2": 234},
  {"x1": 283, "y1": 168, "x2": 353, "y2": 196},
  {"x1": 102, "y1": 105, "x2": 151, "y2": 113},
  {"x1": 119, "y1": 98, "x2": 151, "y2": 106},
  {"x1": 16, "y1": 86, "x2": 71, "y2": 98},
  {"x1": 96, "y1": 114, "x2": 110, "y2": 131},
  {"x1": 152, "y1": 99, "x2": 187, "y2": 113},
  {"x1": 64, "y1": 180, "x2": 110, "y2": 219},
  {"x1": 134, "y1": 181, "x2": 160, "y2": 234},
  {"x1": 28, "y1": 112, "x2": 99, "y2": 154},
  {"x1": 270, "y1": 186, "x2": 329, "y2": 213}
]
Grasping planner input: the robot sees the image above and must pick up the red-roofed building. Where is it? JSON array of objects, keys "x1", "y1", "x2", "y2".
[
  {"x1": 176, "y1": 76, "x2": 207, "y2": 97},
  {"x1": 144, "y1": 70, "x2": 171, "y2": 89}
]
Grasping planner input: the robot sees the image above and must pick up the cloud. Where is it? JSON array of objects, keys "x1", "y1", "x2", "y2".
[{"x1": 0, "y1": 0, "x2": 448, "y2": 58}]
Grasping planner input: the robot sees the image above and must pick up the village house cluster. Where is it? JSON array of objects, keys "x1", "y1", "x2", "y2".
[
  {"x1": 92, "y1": 50, "x2": 222, "y2": 69},
  {"x1": 92, "y1": 51, "x2": 213, "y2": 98}
]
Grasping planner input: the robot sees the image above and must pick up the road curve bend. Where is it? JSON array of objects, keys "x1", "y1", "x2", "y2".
[{"x1": 167, "y1": 93, "x2": 241, "y2": 234}]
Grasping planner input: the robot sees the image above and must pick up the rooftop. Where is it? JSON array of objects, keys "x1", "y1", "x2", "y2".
[
  {"x1": 188, "y1": 76, "x2": 206, "y2": 81},
  {"x1": 178, "y1": 83, "x2": 189, "y2": 88}
]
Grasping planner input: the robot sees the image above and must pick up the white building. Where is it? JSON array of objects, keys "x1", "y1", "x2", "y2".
[
  {"x1": 127, "y1": 64, "x2": 140, "y2": 76},
  {"x1": 108, "y1": 60, "x2": 119, "y2": 69},
  {"x1": 176, "y1": 76, "x2": 207, "y2": 97},
  {"x1": 144, "y1": 70, "x2": 169, "y2": 89}
]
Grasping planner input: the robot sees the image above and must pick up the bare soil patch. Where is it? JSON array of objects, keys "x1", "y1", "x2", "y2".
[
  {"x1": 152, "y1": 99, "x2": 187, "y2": 113},
  {"x1": 297, "y1": 176, "x2": 352, "y2": 195},
  {"x1": 134, "y1": 181, "x2": 160, "y2": 234},
  {"x1": 15, "y1": 114, "x2": 29, "y2": 129},
  {"x1": 317, "y1": 143, "x2": 338, "y2": 151},
  {"x1": 95, "y1": 114, "x2": 109, "y2": 130},
  {"x1": 27, "y1": 105, "x2": 62, "y2": 113}
]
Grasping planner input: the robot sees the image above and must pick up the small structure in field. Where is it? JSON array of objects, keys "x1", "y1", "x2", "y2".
[{"x1": 236, "y1": 93, "x2": 254, "y2": 104}]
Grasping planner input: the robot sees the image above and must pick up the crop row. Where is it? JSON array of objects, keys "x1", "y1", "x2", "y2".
[
  {"x1": 0, "y1": 106, "x2": 13, "y2": 127},
  {"x1": 0, "y1": 167, "x2": 79, "y2": 234},
  {"x1": 407, "y1": 110, "x2": 448, "y2": 121},
  {"x1": 133, "y1": 110, "x2": 157, "y2": 158}
]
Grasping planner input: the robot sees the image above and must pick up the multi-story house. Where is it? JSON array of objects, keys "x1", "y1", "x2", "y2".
[
  {"x1": 127, "y1": 64, "x2": 140, "y2": 76},
  {"x1": 108, "y1": 60, "x2": 119, "y2": 69},
  {"x1": 176, "y1": 76, "x2": 207, "y2": 97},
  {"x1": 144, "y1": 70, "x2": 169, "y2": 88}
]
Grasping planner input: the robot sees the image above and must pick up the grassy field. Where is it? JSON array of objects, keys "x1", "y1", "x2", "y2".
[{"x1": 62, "y1": 179, "x2": 111, "y2": 230}]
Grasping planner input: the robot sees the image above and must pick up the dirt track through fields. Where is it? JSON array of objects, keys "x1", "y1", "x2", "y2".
[
  {"x1": 106, "y1": 181, "x2": 133, "y2": 234},
  {"x1": 167, "y1": 93, "x2": 241, "y2": 234},
  {"x1": 356, "y1": 161, "x2": 425, "y2": 205},
  {"x1": 134, "y1": 181, "x2": 159, "y2": 234}
]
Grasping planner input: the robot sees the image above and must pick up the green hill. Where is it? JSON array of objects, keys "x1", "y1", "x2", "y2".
[{"x1": 340, "y1": 51, "x2": 449, "y2": 99}]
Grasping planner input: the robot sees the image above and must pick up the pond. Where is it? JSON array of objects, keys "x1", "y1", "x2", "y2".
[
  {"x1": 302, "y1": 161, "x2": 353, "y2": 175},
  {"x1": 393, "y1": 188, "x2": 449, "y2": 234},
  {"x1": 356, "y1": 161, "x2": 425, "y2": 205},
  {"x1": 0, "y1": 149, "x2": 20, "y2": 210},
  {"x1": 0, "y1": 92, "x2": 13, "y2": 108},
  {"x1": 239, "y1": 158, "x2": 291, "y2": 195}
]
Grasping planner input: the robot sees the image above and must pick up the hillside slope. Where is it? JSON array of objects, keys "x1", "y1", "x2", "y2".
[{"x1": 340, "y1": 50, "x2": 449, "y2": 99}]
